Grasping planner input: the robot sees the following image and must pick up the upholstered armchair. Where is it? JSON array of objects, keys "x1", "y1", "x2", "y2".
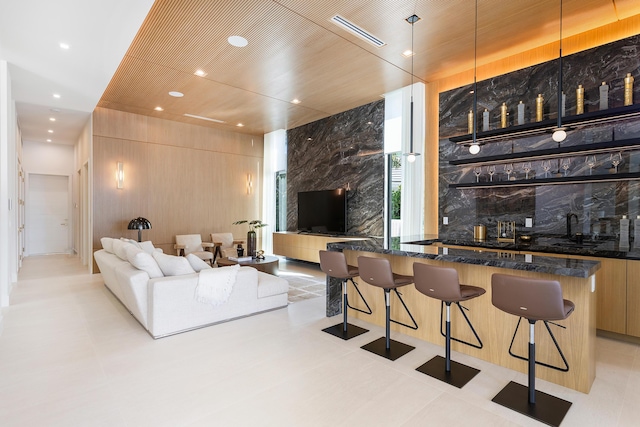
[
  {"x1": 175, "y1": 234, "x2": 214, "y2": 265},
  {"x1": 210, "y1": 233, "x2": 245, "y2": 261}
]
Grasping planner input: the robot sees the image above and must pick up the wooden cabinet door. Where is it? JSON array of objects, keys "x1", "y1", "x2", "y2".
[
  {"x1": 522, "y1": 251, "x2": 627, "y2": 334},
  {"x1": 596, "y1": 258, "x2": 627, "y2": 334},
  {"x1": 626, "y1": 260, "x2": 640, "y2": 337}
]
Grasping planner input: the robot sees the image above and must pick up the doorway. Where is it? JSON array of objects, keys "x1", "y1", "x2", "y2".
[
  {"x1": 27, "y1": 174, "x2": 71, "y2": 255},
  {"x1": 275, "y1": 170, "x2": 287, "y2": 231}
]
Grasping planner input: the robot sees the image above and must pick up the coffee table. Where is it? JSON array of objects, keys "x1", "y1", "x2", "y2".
[{"x1": 217, "y1": 255, "x2": 279, "y2": 275}]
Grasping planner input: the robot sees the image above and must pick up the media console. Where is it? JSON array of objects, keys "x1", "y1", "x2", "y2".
[{"x1": 272, "y1": 231, "x2": 368, "y2": 263}]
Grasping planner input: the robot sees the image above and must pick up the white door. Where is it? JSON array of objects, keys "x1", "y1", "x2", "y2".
[{"x1": 27, "y1": 174, "x2": 70, "y2": 255}]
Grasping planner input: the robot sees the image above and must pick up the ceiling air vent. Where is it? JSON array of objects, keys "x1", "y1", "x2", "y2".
[{"x1": 330, "y1": 15, "x2": 386, "y2": 48}]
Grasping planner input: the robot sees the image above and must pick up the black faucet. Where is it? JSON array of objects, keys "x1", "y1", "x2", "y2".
[{"x1": 566, "y1": 213, "x2": 578, "y2": 238}]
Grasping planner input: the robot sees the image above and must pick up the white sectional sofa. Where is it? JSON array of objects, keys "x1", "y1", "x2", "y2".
[{"x1": 94, "y1": 238, "x2": 289, "y2": 338}]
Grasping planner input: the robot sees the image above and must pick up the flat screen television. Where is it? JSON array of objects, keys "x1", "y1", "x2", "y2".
[{"x1": 297, "y1": 189, "x2": 347, "y2": 235}]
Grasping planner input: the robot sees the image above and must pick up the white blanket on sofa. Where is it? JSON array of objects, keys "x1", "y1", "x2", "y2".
[{"x1": 194, "y1": 265, "x2": 240, "y2": 305}]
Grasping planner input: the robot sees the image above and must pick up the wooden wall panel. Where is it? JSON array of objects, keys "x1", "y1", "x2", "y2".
[{"x1": 92, "y1": 108, "x2": 264, "y2": 267}]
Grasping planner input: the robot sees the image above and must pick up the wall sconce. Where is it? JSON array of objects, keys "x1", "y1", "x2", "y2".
[
  {"x1": 116, "y1": 162, "x2": 124, "y2": 189},
  {"x1": 246, "y1": 173, "x2": 252, "y2": 194}
]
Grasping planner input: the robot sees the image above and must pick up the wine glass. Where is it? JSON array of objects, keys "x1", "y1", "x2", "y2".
[
  {"x1": 473, "y1": 166, "x2": 482, "y2": 182},
  {"x1": 488, "y1": 165, "x2": 495, "y2": 182},
  {"x1": 522, "y1": 162, "x2": 532, "y2": 179},
  {"x1": 504, "y1": 163, "x2": 513, "y2": 180},
  {"x1": 561, "y1": 158, "x2": 571, "y2": 177},
  {"x1": 542, "y1": 160, "x2": 551, "y2": 178},
  {"x1": 586, "y1": 155, "x2": 597, "y2": 175},
  {"x1": 611, "y1": 152, "x2": 622, "y2": 173}
]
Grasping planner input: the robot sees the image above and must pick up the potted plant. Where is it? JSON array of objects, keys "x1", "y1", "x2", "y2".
[{"x1": 233, "y1": 220, "x2": 267, "y2": 258}]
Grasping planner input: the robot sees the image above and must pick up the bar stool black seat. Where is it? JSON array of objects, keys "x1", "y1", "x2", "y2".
[
  {"x1": 413, "y1": 263, "x2": 485, "y2": 388},
  {"x1": 318, "y1": 250, "x2": 372, "y2": 340},
  {"x1": 491, "y1": 273, "x2": 575, "y2": 427},
  {"x1": 357, "y1": 256, "x2": 418, "y2": 361}
]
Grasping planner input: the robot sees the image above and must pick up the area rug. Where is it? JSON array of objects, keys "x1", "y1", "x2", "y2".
[{"x1": 285, "y1": 275, "x2": 325, "y2": 303}]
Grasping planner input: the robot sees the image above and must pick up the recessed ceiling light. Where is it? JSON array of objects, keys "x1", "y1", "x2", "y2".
[
  {"x1": 291, "y1": 99, "x2": 301, "y2": 104},
  {"x1": 306, "y1": 137, "x2": 313, "y2": 141},
  {"x1": 228, "y1": 35, "x2": 248, "y2": 47},
  {"x1": 366, "y1": 121, "x2": 373, "y2": 125},
  {"x1": 59, "y1": 42, "x2": 70, "y2": 50},
  {"x1": 49, "y1": 117, "x2": 56, "y2": 122},
  {"x1": 402, "y1": 50, "x2": 414, "y2": 57},
  {"x1": 194, "y1": 70, "x2": 207, "y2": 77},
  {"x1": 53, "y1": 93, "x2": 61, "y2": 99},
  {"x1": 236, "y1": 123, "x2": 244, "y2": 127},
  {"x1": 46, "y1": 139, "x2": 52, "y2": 142},
  {"x1": 184, "y1": 113, "x2": 225, "y2": 123},
  {"x1": 48, "y1": 130, "x2": 53, "y2": 133},
  {"x1": 168, "y1": 91, "x2": 184, "y2": 97},
  {"x1": 154, "y1": 106, "x2": 164, "y2": 111}
]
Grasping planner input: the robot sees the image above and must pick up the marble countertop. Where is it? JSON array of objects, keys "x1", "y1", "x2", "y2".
[
  {"x1": 328, "y1": 235, "x2": 601, "y2": 278},
  {"x1": 407, "y1": 234, "x2": 640, "y2": 261}
]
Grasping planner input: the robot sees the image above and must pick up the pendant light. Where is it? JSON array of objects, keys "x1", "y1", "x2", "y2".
[
  {"x1": 469, "y1": 0, "x2": 480, "y2": 155},
  {"x1": 404, "y1": 14, "x2": 421, "y2": 163},
  {"x1": 552, "y1": 0, "x2": 568, "y2": 142}
]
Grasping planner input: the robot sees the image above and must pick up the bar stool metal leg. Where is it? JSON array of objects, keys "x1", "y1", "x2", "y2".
[
  {"x1": 413, "y1": 263, "x2": 484, "y2": 388},
  {"x1": 361, "y1": 288, "x2": 415, "y2": 361},
  {"x1": 491, "y1": 319, "x2": 572, "y2": 427},
  {"x1": 319, "y1": 250, "x2": 370, "y2": 340},
  {"x1": 491, "y1": 273, "x2": 574, "y2": 427},
  {"x1": 322, "y1": 278, "x2": 369, "y2": 340},
  {"x1": 415, "y1": 301, "x2": 482, "y2": 388}
]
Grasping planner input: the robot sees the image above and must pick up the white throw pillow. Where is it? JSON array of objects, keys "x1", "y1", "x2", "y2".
[
  {"x1": 121, "y1": 237, "x2": 141, "y2": 249},
  {"x1": 186, "y1": 253, "x2": 212, "y2": 272},
  {"x1": 152, "y1": 251, "x2": 196, "y2": 276},
  {"x1": 138, "y1": 240, "x2": 156, "y2": 254},
  {"x1": 113, "y1": 239, "x2": 134, "y2": 261},
  {"x1": 126, "y1": 246, "x2": 164, "y2": 278},
  {"x1": 101, "y1": 237, "x2": 114, "y2": 253}
]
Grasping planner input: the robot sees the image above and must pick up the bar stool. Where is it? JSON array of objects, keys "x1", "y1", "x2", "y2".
[
  {"x1": 413, "y1": 263, "x2": 485, "y2": 388},
  {"x1": 319, "y1": 250, "x2": 372, "y2": 340},
  {"x1": 357, "y1": 256, "x2": 418, "y2": 361},
  {"x1": 491, "y1": 273, "x2": 575, "y2": 427}
]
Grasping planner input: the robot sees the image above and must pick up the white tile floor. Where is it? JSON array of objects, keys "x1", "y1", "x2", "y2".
[{"x1": 1, "y1": 255, "x2": 639, "y2": 426}]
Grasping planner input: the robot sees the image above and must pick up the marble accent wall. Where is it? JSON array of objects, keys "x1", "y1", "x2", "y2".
[
  {"x1": 439, "y1": 35, "x2": 640, "y2": 240},
  {"x1": 287, "y1": 100, "x2": 385, "y2": 237}
]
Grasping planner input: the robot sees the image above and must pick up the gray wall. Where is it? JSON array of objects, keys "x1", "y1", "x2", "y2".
[
  {"x1": 439, "y1": 34, "x2": 640, "y2": 240},
  {"x1": 287, "y1": 100, "x2": 385, "y2": 237}
]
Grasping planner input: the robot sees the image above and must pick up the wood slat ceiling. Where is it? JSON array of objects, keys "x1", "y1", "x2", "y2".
[{"x1": 98, "y1": 0, "x2": 640, "y2": 136}]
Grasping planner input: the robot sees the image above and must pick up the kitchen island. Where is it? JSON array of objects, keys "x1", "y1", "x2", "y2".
[{"x1": 326, "y1": 237, "x2": 600, "y2": 393}]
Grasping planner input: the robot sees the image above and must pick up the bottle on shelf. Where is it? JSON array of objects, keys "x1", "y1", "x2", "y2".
[
  {"x1": 620, "y1": 215, "x2": 630, "y2": 247},
  {"x1": 517, "y1": 101, "x2": 525, "y2": 125},
  {"x1": 624, "y1": 73, "x2": 634, "y2": 106},
  {"x1": 536, "y1": 94, "x2": 544, "y2": 122},
  {"x1": 600, "y1": 81, "x2": 609, "y2": 110},
  {"x1": 468, "y1": 110, "x2": 474, "y2": 134},
  {"x1": 634, "y1": 215, "x2": 640, "y2": 248},
  {"x1": 482, "y1": 109, "x2": 489, "y2": 131},
  {"x1": 500, "y1": 102, "x2": 508, "y2": 128},
  {"x1": 576, "y1": 85, "x2": 585, "y2": 114}
]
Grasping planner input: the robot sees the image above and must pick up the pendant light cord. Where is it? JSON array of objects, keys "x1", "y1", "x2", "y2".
[
  {"x1": 404, "y1": 14, "x2": 420, "y2": 160},
  {"x1": 557, "y1": 0, "x2": 563, "y2": 130},
  {"x1": 410, "y1": 16, "x2": 415, "y2": 154},
  {"x1": 473, "y1": 0, "x2": 478, "y2": 144}
]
